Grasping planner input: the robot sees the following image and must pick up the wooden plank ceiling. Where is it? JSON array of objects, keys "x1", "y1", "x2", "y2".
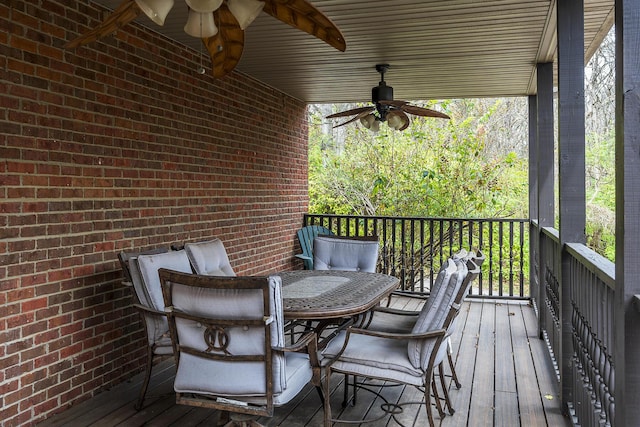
[{"x1": 91, "y1": 0, "x2": 613, "y2": 103}]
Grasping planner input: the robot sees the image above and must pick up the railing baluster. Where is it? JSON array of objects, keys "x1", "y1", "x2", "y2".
[
  {"x1": 419, "y1": 218, "x2": 425, "y2": 292},
  {"x1": 509, "y1": 221, "x2": 514, "y2": 297},
  {"x1": 429, "y1": 219, "x2": 435, "y2": 290},
  {"x1": 519, "y1": 221, "x2": 525, "y2": 297},
  {"x1": 499, "y1": 221, "x2": 505, "y2": 296},
  {"x1": 478, "y1": 220, "x2": 484, "y2": 295},
  {"x1": 489, "y1": 221, "x2": 494, "y2": 296}
]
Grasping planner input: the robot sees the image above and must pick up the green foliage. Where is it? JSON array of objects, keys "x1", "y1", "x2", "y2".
[
  {"x1": 308, "y1": 99, "x2": 529, "y2": 220},
  {"x1": 585, "y1": 130, "x2": 615, "y2": 260}
]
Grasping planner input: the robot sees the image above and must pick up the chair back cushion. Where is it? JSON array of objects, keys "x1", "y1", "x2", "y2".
[
  {"x1": 184, "y1": 239, "x2": 236, "y2": 276},
  {"x1": 167, "y1": 275, "x2": 288, "y2": 396},
  {"x1": 296, "y1": 225, "x2": 333, "y2": 270},
  {"x1": 313, "y1": 235, "x2": 379, "y2": 272},
  {"x1": 130, "y1": 250, "x2": 192, "y2": 344},
  {"x1": 408, "y1": 258, "x2": 468, "y2": 368}
]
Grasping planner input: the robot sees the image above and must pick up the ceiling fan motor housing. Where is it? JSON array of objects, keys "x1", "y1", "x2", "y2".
[{"x1": 372, "y1": 82, "x2": 393, "y2": 103}]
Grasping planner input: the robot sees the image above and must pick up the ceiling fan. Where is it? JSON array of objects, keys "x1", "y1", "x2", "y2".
[
  {"x1": 326, "y1": 64, "x2": 450, "y2": 132},
  {"x1": 65, "y1": 0, "x2": 346, "y2": 79}
]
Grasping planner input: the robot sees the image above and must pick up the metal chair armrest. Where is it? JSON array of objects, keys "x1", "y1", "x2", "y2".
[
  {"x1": 371, "y1": 306, "x2": 421, "y2": 316},
  {"x1": 133, "y1": 303, "x2": 166, "y2": 317}
]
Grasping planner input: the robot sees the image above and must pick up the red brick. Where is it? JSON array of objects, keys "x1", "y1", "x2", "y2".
[
  {"x1": 1, "y1": 1, "x2": 308, "y2": 424},
  {"x1": 21, "y1": 296, "x2": 47, "y2": 312},
  {"x1": 7, "y1": 313, "x2": 34, "y2": 329}
]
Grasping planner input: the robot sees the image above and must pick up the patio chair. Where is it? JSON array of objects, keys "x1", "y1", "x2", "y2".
[
  {"x1": 322, "y1": 257, "x2": 479, "y2": 427},
  {"x1": 184, "y1": 238, "x2": 236, "y2": 276},
  {"x1": 313, "y1": 235, "x2": 379, "y2": 273},
  {"x1": 126, "y1": 249, "x2": 193, "y2": 410},
  {"x1": 117, "y1": 247, "x2": 169, "y2": 285},
  {"x1": 295, "y1": 225, "x2": 334, "y2": 270},
  {"x1": 294, "y1": 235, "x2": 380, "y2": 341},
  {"x1": 158, "y1": 269, "x2": 321, "y2": 426},
  {"x1": 367, "y1": 249, "x2": 485, "y2": 390}
]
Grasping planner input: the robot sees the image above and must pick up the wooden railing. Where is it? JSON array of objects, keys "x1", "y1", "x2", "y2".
[
  {"x1": 305, "y1": 214, "x2": 618, "y2": 427},
  {"x1": 534, "y1": 224, "x2": 615, "y2": 427},
  {"x1": 304, "y1": 214, "x2": 530, "y2": 299}
]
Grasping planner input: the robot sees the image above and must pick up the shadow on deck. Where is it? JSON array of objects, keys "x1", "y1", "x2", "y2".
[{"x1": 37, "y1": 299, "x2": 569, "y2": 427}]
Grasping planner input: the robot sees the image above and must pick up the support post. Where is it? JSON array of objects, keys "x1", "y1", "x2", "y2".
[
  {"x1": 557, "y1": 0, "x2": 586, "y2": 414},
  {"x1": 528, "y1": 94, "x2": 539, "y2": 317},
  {"x1": 614, "y1": 0, "x2": 640, "y2": 424},
  {"x1": 536, "y1": 62, "x2": 555, "y2": 340}
]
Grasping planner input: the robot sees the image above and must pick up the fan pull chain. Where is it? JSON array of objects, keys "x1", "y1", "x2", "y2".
[{"x1": 197, "y1": 13, "x2": 206, "y2": 75}]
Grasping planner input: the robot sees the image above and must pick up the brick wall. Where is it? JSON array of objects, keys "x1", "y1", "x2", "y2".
[{"x1": 0, "y1": 2, "x2": 309, "y2": 425}]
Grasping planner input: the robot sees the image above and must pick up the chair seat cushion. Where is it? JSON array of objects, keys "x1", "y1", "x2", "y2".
[
  {"x1": 322, "y1": 330, "x2": 425, "y2": 386},
  {"x1": 154, "y1": 335, "x2": 174, "y2": 355},
  {"x1": 174, "y1": 351, "x2": 312, "y2": 406}
]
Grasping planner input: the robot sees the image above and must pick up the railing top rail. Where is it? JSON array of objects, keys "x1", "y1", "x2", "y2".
[
  {"x1": 566, "y1": 242, "x2": 615, "y2": 290},
  {"x1": 539, "y1": 225, "x2": 560, "y2": 241},
  {"x1": 306, "y1": 213, "x2": 530, "y2": 223}
]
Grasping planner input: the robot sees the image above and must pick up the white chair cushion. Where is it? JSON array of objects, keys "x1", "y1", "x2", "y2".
[
  {"x1": 175, "y1": 351, "x2": 311, "y2": 406},
  {"x1": 130, "y1": 250, "x2": 192, "y2": 344},
  {"x1": 184, "y1": 239, "x2": 235, "y2": 276},
  {"x1": 313, "y1": 236, "x2": 379, "y2": 272},
  {"x1": 136, "y1": 250, "x2": 193, "y2": 312},
  {"x1": 322, "y1": 330, "x2": 424, "y2": 386},
  {"x1": 407, "y1": 259, "x2": 462, "y2": 369},
  {"x1": 172, "y1": 276, "x2": 289, "y2": 395}
]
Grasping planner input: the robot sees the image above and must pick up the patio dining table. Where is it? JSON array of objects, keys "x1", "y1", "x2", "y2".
[{"x1": 278, "y1": 270, "x2": 400, "y2": 321}]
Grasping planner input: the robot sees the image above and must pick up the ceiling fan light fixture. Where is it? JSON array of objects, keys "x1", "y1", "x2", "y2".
[
  {"x1": 387, "y1": 114, "x2": 403, "y2": 130},
  {"x1": 134, "y1": 0, "x2": 175, "y2": 26},
  {"x1": 360, "y1": 114, "x2": 375, "y2": 129},
  {"x1": 370, "y1": 119, "x2": 380, "y2": 133},
  {"x1": 184, "y1": 10, "x2": 218, "y2": 38},
  {"x1": 228, "y1": 0, "x2": 265, "y2": 30},
  {"x1": 185, "y1": 0, "x2": 223, "y2": 13}
]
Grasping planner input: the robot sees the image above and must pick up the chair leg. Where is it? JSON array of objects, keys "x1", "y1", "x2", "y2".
[
  {"x1": 324, "y1": 369, "x2": 333, "y2": 427},
  {"x1": 424, "y1": 373, "x2": 435, "y2": 427},
  {"x1": 438, "y1": 362, "x2": 455, "y2": 415},
  {"x1": 448, "y1": 351, "x2": 462, "y2": 389},
  {"x1": 342, "y1": 374, "x2": 357, "y2": 407},
  {"x1": 135, "y1": 345, "x2": 154, "y2": 410},
  {"x1": 431, "y1": 376, "x2": 446, "y2": 419}
]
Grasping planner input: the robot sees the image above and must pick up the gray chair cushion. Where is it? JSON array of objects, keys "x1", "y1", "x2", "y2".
[
  {"x1": 136, "y1": 250, "x2": 193, "y2": 311},
  {"x1": 407, "y1": 259, "x2": 466, "y2": 369},
  {"x1": 175, "y1": 351, "x2": 312, "y2": 406},
  {"x1": 172, "y1": 276, "x2": 291, "y2": 396},
  {"x1": 322, "y1": 329, "x2": 424, "y2": 386},
  {"x1": 131, "y1": 250, "x2": 192, "y2": 345},
  {"x1": 184, "y1": 239, "x2": 236, "y2": 276},
  {"x1": 313, "y1": 236, "x2": 379, "y2": 272}
]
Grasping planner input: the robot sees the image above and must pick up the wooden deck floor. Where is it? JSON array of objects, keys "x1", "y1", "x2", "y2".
[{"x1": 37, "y1": 299, "x2": 569, "y2": 427}]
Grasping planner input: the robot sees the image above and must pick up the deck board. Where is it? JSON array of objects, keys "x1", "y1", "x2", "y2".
[
  {"x1": 511, "y1": 302, "x2": 549, "y2": 427},
  {"x1": 494, "y1": 302, "x2": 519, "y2": 426},
  {"x1": 468, "y1": 300, "x2": 497, "y2": 425},
  {"x1": 36, "y1": 300, "x2": 570, "y2": 427},
  {"x1": 443, "y1": 297, "x2": 480, "y2": 425}
]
